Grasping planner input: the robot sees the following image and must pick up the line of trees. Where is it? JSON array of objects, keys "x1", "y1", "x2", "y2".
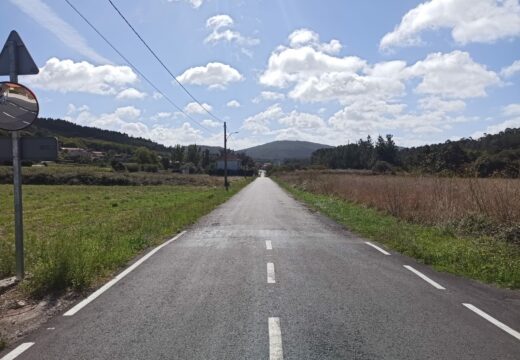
[
  {"x1": 311, "y1": 128, "x2": 520, "y2": 177},
  {"x1": 312, "y1": 135, "x2": 398, "y2": 173},
  {"x1": 110, "y1": 144, "x2": 255, "y2": 175}
]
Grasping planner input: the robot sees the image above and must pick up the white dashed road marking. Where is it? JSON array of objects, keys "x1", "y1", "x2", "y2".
[
  {"x1": 403, "y1": 265, "x2": 445, "y2": 290},
  {"x1": 365, "y1": 241, "x2": 390, "y2": 255},
  {"x1": 463, "y1": 303, "x2": 520, "y2": 341},
  {"x1": 266, "y1": 240, "x2": 272, "y2": 250},
  {"x1": 267, "y1": 263, "x2": 276, "y2": 284},
  {"x1": 269, "y1": 317, "x2": 283, "y2": 360}
]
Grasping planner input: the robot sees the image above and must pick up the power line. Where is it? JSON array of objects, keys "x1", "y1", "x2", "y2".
[
  {"x1": 107, "y1": 0, "x2": 225, "y2": 124},
  {"x1": 64, "y1": 0, "x2": 212, "y2": 133}
]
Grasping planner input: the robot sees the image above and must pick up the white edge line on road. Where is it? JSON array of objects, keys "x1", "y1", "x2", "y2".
[
  {"x1": 463, "y1": 303, "x2": 520, "y2": 341},
  {"x1": 268, "y1": 317, "x2": 283, "y2": 360},
  {"x1": 267, "y1": 262, "x2": 276, "y2": 284},
  {"x1": 63, "y1": 231, "x2": 187, "y2": 316},
  {"x1": 266, "y1": 240, "x2": 272, "y2": 250},
  {"x1": 1, "y1": 342, "x2": 34, "y2": 360},
  {"x1": 365, "y1": 241, "x2": 390, "y2": 255},
  {"x1": 403, "y1": 265, "x2": 445, "y2": 290}
]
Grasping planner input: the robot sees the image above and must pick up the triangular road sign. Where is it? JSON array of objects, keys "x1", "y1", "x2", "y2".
[{"x1": 0, "y1": 30, "x2": 39, "y2": 76}]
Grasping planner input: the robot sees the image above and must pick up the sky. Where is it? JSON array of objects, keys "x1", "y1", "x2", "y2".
[{"x1": 1, "y1": 0, "x2": 519, "y2": 149}]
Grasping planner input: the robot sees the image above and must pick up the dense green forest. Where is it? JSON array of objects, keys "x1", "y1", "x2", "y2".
[{"x1": 311, "y1": 128, "x2": 520, "y2": 177}]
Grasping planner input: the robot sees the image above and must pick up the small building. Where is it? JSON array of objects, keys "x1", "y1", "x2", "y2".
[
  {"x1": 61, "y1": 147, "x2": 89, "y2": 157},
  {"x1": 216, "y1": 155, "x2": 241, "y2": 171},
  {"x1": 90, "y1": 151, "x2": 105, "y2": 159}
]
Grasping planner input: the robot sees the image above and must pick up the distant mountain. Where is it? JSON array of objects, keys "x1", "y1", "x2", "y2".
[{"x1": 239, "y1": 140, "x2": 332, "y2": 161}]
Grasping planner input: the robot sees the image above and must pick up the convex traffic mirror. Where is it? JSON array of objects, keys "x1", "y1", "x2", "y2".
[{"x1": 0, "y1": 82, "x2": 39, "y2": 131}]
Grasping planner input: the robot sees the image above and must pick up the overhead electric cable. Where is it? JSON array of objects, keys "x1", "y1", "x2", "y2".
[
  {"x1": 64, "y1": 0, "x2": 212, "y2": 133},
  {"x1": 107, "y1": 0, "x2": 225, "y2": 124}
]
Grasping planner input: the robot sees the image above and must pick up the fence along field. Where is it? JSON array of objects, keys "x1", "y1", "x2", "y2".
[{"x1": 277, "y1": 171, "x2": 520, "y2": 287}]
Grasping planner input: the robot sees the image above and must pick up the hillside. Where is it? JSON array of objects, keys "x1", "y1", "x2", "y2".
[
  {"x1": 18, "y1": 117, "x2": 171, "y2": 154},
  {"x1": 239, "y1": 140, "x2": 332, "y2": 161}
]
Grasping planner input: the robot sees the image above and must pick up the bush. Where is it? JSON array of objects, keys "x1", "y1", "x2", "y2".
[
  {"x1": 111, "y1": 160, "x2": 125, "y2": 172},
  {"x1": 124, "y1": 163, "x2": 140, "y2": 172},
  {"x1": 372, "y1": 160, "x2": 394, "y2": 174},
  {"x1": 142, "y1": 164, "x2": 159, "y2": 173},
  {"x1": 499, "y1": 224, "x2": 520, "y2": 245}
]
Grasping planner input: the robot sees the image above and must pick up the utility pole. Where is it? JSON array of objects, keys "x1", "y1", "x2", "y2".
[
  {"x1": 224, "y1": 121, "x2": 228, "y2": 191},
  {"x1": 9, "y1": 40, "x2": 24, "y2": 281}
]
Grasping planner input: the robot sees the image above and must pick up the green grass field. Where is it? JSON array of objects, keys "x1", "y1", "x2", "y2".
[
  {"x1": 277, "y1": 180, "x2": 520, "y2": 289},
  {"x1": 0, "y1": 181, "x2": 248, "y2": 296}
]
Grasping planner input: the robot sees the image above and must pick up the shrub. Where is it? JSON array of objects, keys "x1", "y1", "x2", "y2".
[
  {"x1": 372, "y1": 160, "x2": 394, "y2": 174},
  {"x1": 142, "y1": 164, "x2": 159, "y2": 173},
  {"x1": 124, "y1": 163, "x2": 140, "y2": 172},
  {"x1": 111, "y1": 160, "x2": 125, "y2": 172}
]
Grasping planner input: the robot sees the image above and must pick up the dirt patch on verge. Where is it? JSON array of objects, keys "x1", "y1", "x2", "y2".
[{"x1": 0, "y1": 286, "x2": 77, "y2": 349}]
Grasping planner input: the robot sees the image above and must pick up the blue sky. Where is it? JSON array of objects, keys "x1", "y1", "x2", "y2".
[{"x1": 1, "y1": 0, "x2": 519, "y2": 149}]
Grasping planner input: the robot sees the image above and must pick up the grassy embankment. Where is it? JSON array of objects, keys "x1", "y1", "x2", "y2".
[
  {"x1": 276, "y1": 171, "x2": 520, "y2": 288},
  {"x1": 0, "y1": 179, "x2": 249, "y2": 297}
]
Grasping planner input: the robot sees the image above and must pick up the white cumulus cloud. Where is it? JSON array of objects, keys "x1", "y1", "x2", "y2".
[
  {"x1": 226, "y1": 100, "x2": 241, "y2": 108},
  {"x1": 168, "y1": 0, "x2": 204, "y2": 9},
  {"x1": 288, "y1": 28, "x2": 342, "y2": 54},
  {"x1": 380, "y1": 0, "x2": 520, "y2": 50},
  {"x1": 116, "y1": 88, "x2": 147, "y2": 100},
  {"x1": 278, "y1": 110, "x2": 326, "y2": 129},
  {"x1": 178, "y1": 62, "x2": 244, "y2": 89},
  {"x1": 184, "y1": 101, "x2": 213, "y2": 114},
  {"x1": 202, "y1": 119, "x2": 221, "y2": 128},
  {"x1": 242, "y1": 104, "x2": 284, "y2": 134},
  {"x1": 253, "y1": 91, "x2": 286, "y2": 103},
  {"x1": 204, "y1": 14, "x2": 260, "y2": 47},
  {"x1": 406, "y1": 51, "x2": 501, "y2": 98},
  {"x1": 501, "y1": 59, "x2": 520, "y2": 78},
  {"x1": 27, "y1": 58, "x2": 138, "y2": 95},
  {"x1": 65, "y1": 106, "x2": 208, "y2": 145}
]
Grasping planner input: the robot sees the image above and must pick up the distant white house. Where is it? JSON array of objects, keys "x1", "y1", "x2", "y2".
[{"x1": 216, "y1": 155, "x2": 241, "y2": 171}]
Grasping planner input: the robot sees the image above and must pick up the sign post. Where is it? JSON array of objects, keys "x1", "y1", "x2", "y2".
[
  {"x1": 9, "y1": 40, "x2": 25, "y2": 281},
  {"x1": 0, "y1": 31, "x2": 40, "y2": 281}
]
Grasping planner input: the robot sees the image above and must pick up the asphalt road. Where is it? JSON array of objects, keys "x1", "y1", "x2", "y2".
[
  {"x1": 2, "y1": 177, "x2": 519, "y2": 359},
  {"x1": 0, "y1": 99, "x2": 37, "y2": 130}
]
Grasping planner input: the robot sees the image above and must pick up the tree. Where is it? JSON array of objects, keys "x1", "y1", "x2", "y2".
[
  {"x1": 375, "y1": 134, "x2": 398, "y2": 165},
  {"x1": 160, "y1": 156, "x2": 170, "y2": 170},
  {"x1": 201, "y1": 149, "x2": 210, "y2": 170},
  {"x1": 185, "y1": 145, "x2": 200, "y2": 165},
  {"x1": 172, "y1": 145, "x2": 184, "y2": 163},
  {"x1": 134, "y1": 147, "x2": 158, "y2": 164}
]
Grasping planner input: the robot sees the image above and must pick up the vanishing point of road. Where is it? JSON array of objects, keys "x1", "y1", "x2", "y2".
[{"x1": 2, "y1": 178, "x2": 519, "y2": 359}]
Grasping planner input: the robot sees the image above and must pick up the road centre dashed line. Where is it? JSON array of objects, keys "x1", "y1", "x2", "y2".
[
  {"x1": 63, "y1": 231, "x2": 187, "y2": 316},
  {"x1": 267, "y1": 263, "x2": 276, "y2": 284},
  {"x1": 463, "y1": 303, "x2": 520, "y2": 341},
  {"x1": 268, "y1": 317, "x2": 283, "y2": 360},
  {"x1": 266, "y1": 240, "x2": 272, "y2": 250},
  {"x1": 364, "y1": 241, "x2": 390, "y2": 255},
  {"x1": 403, "y1": 265, "x2": 446, "y2": 290},
  {"x1": 0, "y1": 343, "x2": 34, "y2": 360}
]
